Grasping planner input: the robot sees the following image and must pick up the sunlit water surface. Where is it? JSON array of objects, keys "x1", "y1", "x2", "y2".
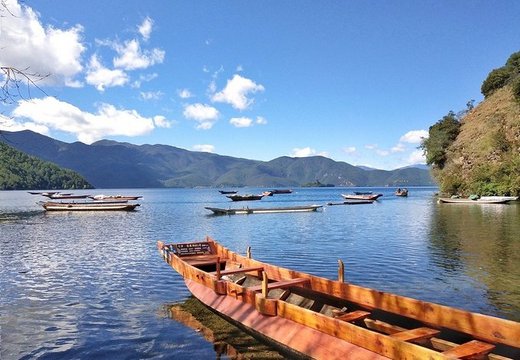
[{"x1": 1, "y1": 188, "x2": 519, "y2": 359}]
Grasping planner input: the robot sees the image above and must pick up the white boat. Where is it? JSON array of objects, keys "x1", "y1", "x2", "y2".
[
  {"x1": 41, "y1": 201, "x2": 140, "y2": 211},
  {"x1": 205, "y1": 204, "x2": 322, "y2": 215},
  {"x1": 438, "y1": 197, "x2": 510, "y2": 204},
  {"x1": 479, "y1": 196, "x2": 518, "y2": 202}
]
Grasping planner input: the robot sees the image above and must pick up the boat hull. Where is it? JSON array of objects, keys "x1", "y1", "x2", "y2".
[
  {"x1": 41, "y1": 202, "x2": 139, "y2": 211},
  {"x1": 342, "y1": 193, "x2": 383, "y2": 201},
  {"x1": 438, "y1": 198, "x2": 510, "y2": 204},
  {"x1": 205, "y1": 205, "x2": 322, "y2": 215}
]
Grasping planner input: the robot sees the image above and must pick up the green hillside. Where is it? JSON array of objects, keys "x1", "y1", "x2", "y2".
[
  {"x1": 0, "y1": 141, "x2": 92, "y2": 190},
  {"x1": 421, "y1": 51, "x2": 520, "y2": 196}
]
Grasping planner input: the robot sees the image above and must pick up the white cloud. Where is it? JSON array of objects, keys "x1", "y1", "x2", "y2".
[
  {"x1": 0, "y1": 113, "x2": 49, "y2": 134},
  {"x1": 193, "y1": 144, "x2": 215, "y2": 153},
  {"x1": 0, "y1": 0, "x2": 85, "y2": 87},
  {"x1": 85, "y1": 55, "x2": 129, "y2": 91},
  {"x1": 153, "y1": 116, "x2": 172, "y2": 128},
  {"x1": 113, "y1": 39, "x2": 165, "y2": 70},
  {"x1": 291, "y1": 147, "x2": 329, "y2": 158},
  {"x1": 400, "y1": 130, "x2": 429, "y2": 144},
  {"x1": 343, "y1": 146, "x2": 356, "y2": 154},
  {"x1": 230, "y1": 117, "x2": 253, "y2": 128},
  {"x1": 407, "y1": 150, "x2": 426, "y2": 165},
  {"x1": 140, "y1": 91, "x2": 163, "y2": 100},
  {"x1": 365, "y1": 144, "x2": 377, "y2": 150},
  {"x1": 178, "y1": 89, "x2": 192, "y2": 99},
  {"x1": 256, "y1": 116, "x2": 267, "y2": 125},
  {"x1": 391, "y1": 143, "x2": 406, "y2": 153},
  {"x1": 211, "y1": 74, "x2": 265, "y2": 110},
  {"x1": 138, "y1": 17, "x2": 153, "y2": 41},
  {"x1": 131, "y1": 73, "x2": 158, "y2": 88},
  {"x1": 183, "y1": 103, "x2": 219, "y2": 130},
  {"x1": 11, "y1": 96, "x2": 156, "y2": 143}
]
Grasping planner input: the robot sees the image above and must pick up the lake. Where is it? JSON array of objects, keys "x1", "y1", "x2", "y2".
[{"x1": 1, "y1": 187, "x2": 519, "y2": 359}]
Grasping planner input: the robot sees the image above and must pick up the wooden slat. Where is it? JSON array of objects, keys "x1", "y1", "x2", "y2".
[
  {"x1": 390, "y1": 327, "x2": 440, "y2": 342},
  {"x1": 211, "y1": 266, "x2": 264, "y2": 276},
  {"x1": 442, "y1": 340, "x2": 495, "y2": 359},
  {"x1": 184, "y1": 256, "x2": 227, "y2": 267},
  {"x1": 248, "y1": 278, "x2": 310, "y2": 292},
  {"x1": 277, "y1": 300, "x2": 449, "y2": 360},
  {"x1": 335, "y1": 310, "x2": 371, "y2": 323}
]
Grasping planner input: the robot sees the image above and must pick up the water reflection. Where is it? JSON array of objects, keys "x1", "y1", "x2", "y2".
[{"x1": 429, "y1": 202, "x2": 520, "y2": 320}]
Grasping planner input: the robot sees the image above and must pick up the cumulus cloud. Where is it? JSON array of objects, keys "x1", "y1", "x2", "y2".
[
  {"x1": 391, "y1": 143, "x2": 406, "y2": 153},
  {"x1": 140, "y1": 90, "x2": 163, "y2": 100},
  {"x1": 153, "y1": 115, "x2": 172, "y2": 128},
  {"x1": 183, "y1": 103, "x2": 219, "y2": 130},
  {"x1": 256, "y1": 116, "x2": 267, "y2": 125},
  {"x1": 11, "y1": 96, "x2": 157, "y2": 143},
  {"x1": 230, "y1": 117, "x2": 253, "y2": 128},
  {"x1": 290, "y1": 147, "x2": 329, "y2": 158},
  {"x1": 193, "y1": 144, "x2": 215, "y2": 153},
  {"x1": 400, "y1": 130, "x2": 428, "y2": 143},
  {"x1": 211, "y1": 74, "x2": 265, "y2": 110},
  {"x1": 138, "y1": 17, "x2": 153, "y2": 41},
  {"x1": 85, "y1": 55, "x2": 129, "y2": 91},
  {"x1": 131, "y1": 73, "x2": 158, "y2": 88},
  {"x1": 407, "y1": 150, "x2": 426, "y2": 165},
  {"x1": 0, "y1": 0, "x2": 85, "y2": 87},
  {"x1": 0, "y1": 113, "x2": 49, "y2": 134},
  {"x1": 178, "y1": 89, "x2": 192, "y2": 99},
  {"x1": 113, "y1": 39, "x2": 165, "y2": 70}
]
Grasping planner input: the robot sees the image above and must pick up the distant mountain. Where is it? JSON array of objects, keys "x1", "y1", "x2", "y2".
[
  {"x1": 0, "y1": 141, "x2": 92, "y2": 190},
  {"x1": 0, "y1": 130, "x2": 435, "y2": 188}
]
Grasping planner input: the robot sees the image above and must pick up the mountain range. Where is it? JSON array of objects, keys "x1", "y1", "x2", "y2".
[{"x1": 0, "y1": 130, "x2": 435, "y2": 188}]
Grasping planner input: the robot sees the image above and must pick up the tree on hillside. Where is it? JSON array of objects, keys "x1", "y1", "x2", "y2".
[
  {"x1": 420, "y1": 112, "x2": 461, "y2": 169},
  {"x1": 481, "y1": 50, "x2": 520, "y2": 98}
]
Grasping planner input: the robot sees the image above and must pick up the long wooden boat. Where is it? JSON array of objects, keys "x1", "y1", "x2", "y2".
[
  {"x1": 342, "y1": 193, "x2": 383, "y2": 201},
  {"x1": 89, "y1": 194, "x2": 143, "y2": 201},
  {"x1": 158, "y1": 237, "x2": 520, "y2": 360},
  {"x1": 46, "y1": 193, "x2": 91, "y2": 199},
  {"x1": 438, "y1": 197, "x2": 511, "y2": 204},
  {"x1": 270, "y1": 189, "x2": 293, "y2": 194},
  {"x1": 226, "y1": 194, "x2": 264, "y2": 201},
  {"x1": 327, "y1": 200, "x2": 374, "y2": 205},
  {"x1": 41, "y1": 201, "x2": 139, "y2": 211},
  {"x1": 480, "y1": 196, "x2": 519, "y2": 202},
  {"x1": 205, "y1": 204, "x2": 322, "y2": 215},
  {"x1": 219, "y1": 190, "x2": 238, "y2": 195}
]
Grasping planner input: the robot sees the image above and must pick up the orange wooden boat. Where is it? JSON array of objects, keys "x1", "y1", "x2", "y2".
[{"x1": 157, "y1": 237, "x2": 520, "y2": 359}]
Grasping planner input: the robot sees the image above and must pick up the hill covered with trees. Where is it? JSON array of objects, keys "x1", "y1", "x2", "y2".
[
  {"x1": 421, "y1": 51, "x2": 520, "y2": 196},
  {"x1": 0, "y1": 141, "x2": 92, "y2": 190}
]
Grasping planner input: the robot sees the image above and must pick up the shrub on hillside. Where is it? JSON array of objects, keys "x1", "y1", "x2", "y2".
[
  {"x1": 420, "y1": 112, "x2": 460, "y2": 169},
  {"x1": 481, "y1": 67, "x2": 511, "y2": 98},
  {"x1": 512, "y1": 77, "x2": 520, "y2": 102}
]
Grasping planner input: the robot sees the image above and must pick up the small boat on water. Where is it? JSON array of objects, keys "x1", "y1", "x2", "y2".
[
  {"x1": 438, "y1": 197, "x2": 512, "y2": 204},
  {"x1": 342, "y1": 193, "x2": 383, "y2": 201},
  {"x1": 327, "y1": 200, "x2": 374, "y2": 205},
  {"x1": 218, "y1": 190, "x2": 238, "y2": 195},
  {"x1": 354, "y1": 191, "x2": 373, "y2": 195},
  {"x1": 205, "y1": 204, "x2": 322, "y2": 215},
  {"x1": 395, "y1": 188, "x2": 409, "y2": 197},
  {"x1": 45, "y1": 193, "x2": 91, "y2": 199},
  {"x1": 89, "y1": 194, "x2": 143, "y2": 201},
  {"x1": 158, "y1": 237, "x2": 520, "y2": 360},
  {"x1": 226, "y1": 194, "x2": 264, "y2": 201},
  {"x1": 40, "y1": 201, "x2": 139, "y2": 211},
  {"x1": 270, "y1": 189, "x2": 293, "y2": 194},
  {"x1": 480, "y1": 196, "x2": 519, "y2": 202}
]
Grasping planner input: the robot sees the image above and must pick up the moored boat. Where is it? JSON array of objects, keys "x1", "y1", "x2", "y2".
[
  {"x1": 158, "y1": 237, "x2": 520, "y2": 360},
  {"x1": 89, "y1": 194, "x2": 143, "y2": 201},
  {"x1": 342, "y1": 193, "x2": 383, "y2": 201},
  {"x1": 438, "y1": 197, "x2": 511, "y2": 204},
  {"x1": 205, "y1": 204, "x2": 322, "y2": 215},
  {"x1": 270, "y1": 189, "x2": 293, "y2": 194},
  {"x1": 40, "y1": 201, "x2": 139, "y2": 211},
  {"x1": 479, "y1": 196, "x2": 519, "y2": 202},
  {"x1": 395, "y1": 188, "x2": 409, "y2": 197},
  {"x1": 327, "y1": 200, "x2": 374, "y2": 205},
  {"x1": 226, "y1": 194, "x2": 264, "y2": 201},
  {"x1": 46, "y1": 193, "x2": 91, "y2": 199},
  {"x1": 218, "y1": 190, "x2": 238, "y2": 195}
]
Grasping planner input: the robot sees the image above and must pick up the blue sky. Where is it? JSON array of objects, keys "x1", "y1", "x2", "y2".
[{"x1": 1, "y1": 1, "x2": 519, "y2": 170}]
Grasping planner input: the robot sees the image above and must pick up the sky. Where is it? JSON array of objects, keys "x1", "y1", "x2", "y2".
[{"x1": 0, "y1": 1, "x2": 519, "y2": 170}]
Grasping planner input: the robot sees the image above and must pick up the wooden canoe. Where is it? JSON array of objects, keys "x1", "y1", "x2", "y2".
[
  {"x1": 438, "y1": 198, "x2": 510, "y2": 204},
  {"x1": 205, "y1": 205, "x2": 322, "y2": 215},
  {"x1": 158, "y1": 237, "x2": 520, "y2": 360},
  {"x1": 342, "y1": 193, "x2": 383, "y2": 201},
  {"x1": 226, "y1": 194, "x2": 264, "y2": 201},
  {"x1": 41, "y1": 201, "x2": 139, "y2": 211}
]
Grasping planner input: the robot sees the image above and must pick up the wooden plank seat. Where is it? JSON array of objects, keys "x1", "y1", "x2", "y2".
[
  {"x1": 335, "y1": 310, "x2": 371, "y2": 323},
  {"x1": 184, "y1": 255, "x2": 227, "y2": 267},
  {"x1": 212, "y1": 266, "x2": 264, "y2": 276},
  {"x1": 390, "y1": 327, "x2": 440, "y2": 342},
  {"x1": 248, "y1": 278, "x2": 310, "y2": 292},
  {"x1": 442, "y1": 340, "x2": 495, "y2": 359}
]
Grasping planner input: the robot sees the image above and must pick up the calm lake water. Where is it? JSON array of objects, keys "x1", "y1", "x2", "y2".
[{"x1": 1, "y1": 187, "x2": 519, "y2": 359}]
